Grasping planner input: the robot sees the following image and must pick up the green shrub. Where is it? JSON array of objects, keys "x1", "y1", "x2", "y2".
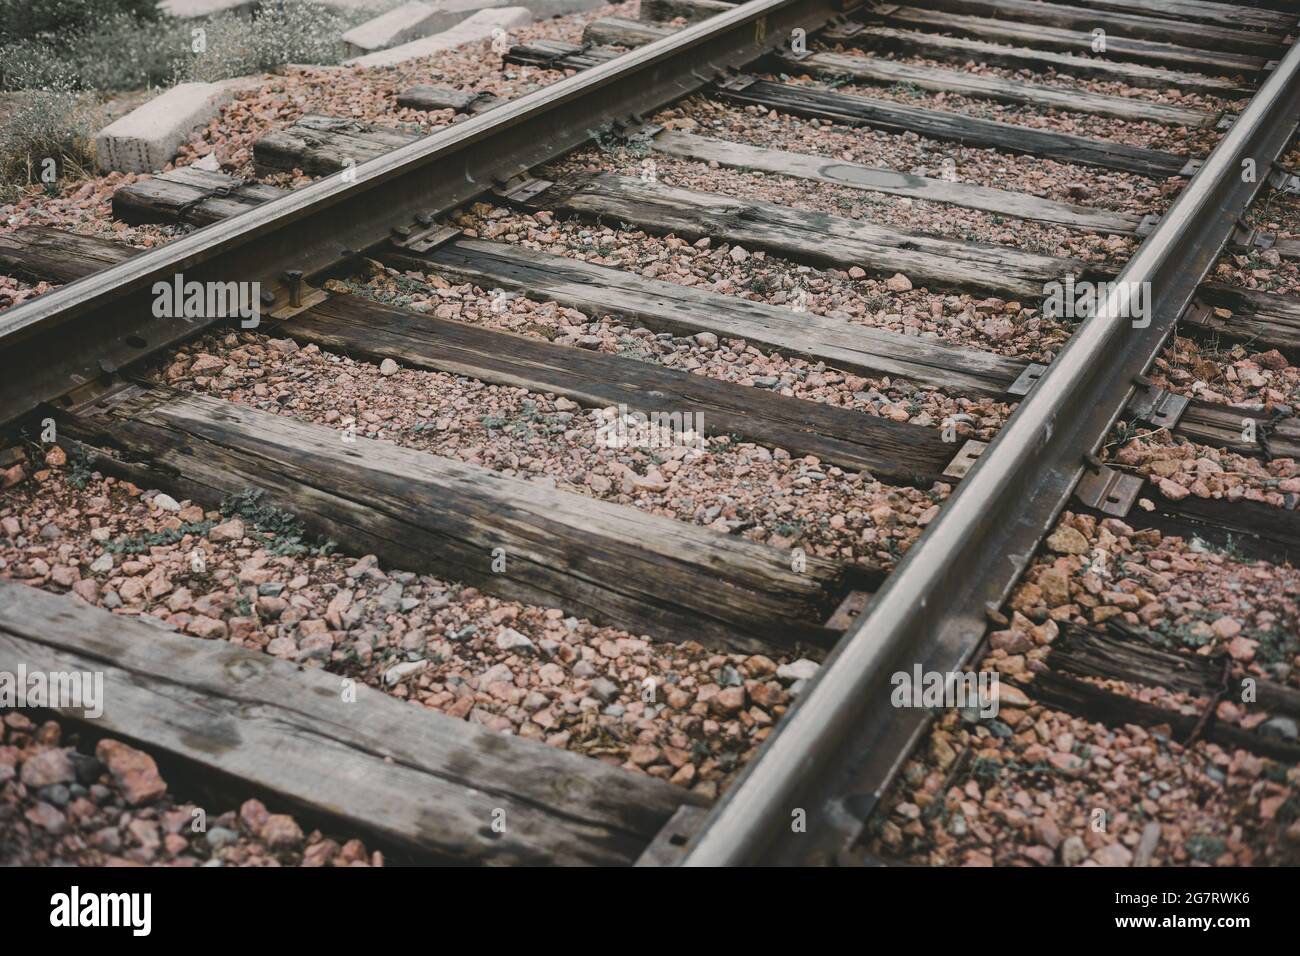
[
  {"x1": 73, "y1": 12, "x2": 190, "y2": 90},
  {"x1": 0, "y1": 1, "x2": 376, "y2": 195},
  {"x1": 0, "y1": 0, "x2": 161, "y2": 45},
  {"x1": 178, "y1": 1, "x2": 359, "y2": 83},
  {"x1": 1, "y1": 1, "x2": 371, "y2": 93},
  {"x1": 0, "y1": 40, "x2": 84, "y2": 93},
  {"x1": 0, "y1": 88, "x2": 96, "y2": 202},
  {"x1": 0, "y1": 1, "x2": 173, "y2": 91}
]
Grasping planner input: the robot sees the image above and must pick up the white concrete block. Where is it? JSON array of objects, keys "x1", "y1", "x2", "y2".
[
  {"x1": 307, "y1": 0, "x2": 414, "y2": 9},
  {"x1": 94, "y1": 82, "x2": 234, "y2": 174},
  {"x1": 160, "y1": 0, "x2": 256, "y2": 16},
  {"x1": 345, "y1": 7, "x2": 533, "y2": 67},
  {"x1": 342, "y1": 0, "x2": 513, "y2": 56},
  {"x1": 520, "y1": 0, "x2": 605, "y2": 17}
]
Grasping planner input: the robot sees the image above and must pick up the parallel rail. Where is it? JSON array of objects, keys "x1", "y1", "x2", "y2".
[
  {"x1": 2, "y1": 0, "x2": 1297, "y2": 868},
  {"x1": 0, "y1": 0, "x2": 842, "y2": 427},
  {"x1": 680, "y1": 17, "x2": 1300, "y2": 866}
]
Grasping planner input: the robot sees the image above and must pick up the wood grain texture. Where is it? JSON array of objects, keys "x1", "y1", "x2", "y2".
[
  {"x1": 505, "y1": 38, "x2": 622, "y2": 71},
  {"x1": 396, "y1": 236, "x2": 1026, "y2": 395},
  {"x1": 60, "y1": 386, "x2": 847, "y2": 653},
  {"x1": 1177, "y1": 399, "x2": 1300, "y2": 461},
  {"x1": 1063, "y1": 0, "x2": 1295, "y2": 31},
  {"x1": 1111, "y1": 483, "x2": 1300, "y2": 567},
  {"x1": 0, "y1": 227, "x2": 142, "y2": 282},
  {"x1": 583, "y1": 16, "x2": 670, "y2": 46},
  {"x1": 251, "y1": 88, "x2": 1186, "y2": 198},
  {"x1": 784, "y1": 49, "x2": 1217, "y2": 127},
  {"x1": 8, "y1": 223, "x2": 1294, "y2": 476},
  {"x1": 254, "y1": 115, "x2": 420, "y2": 176},
  {"x1": 641, "y1": 0, "x2": 731, "y2": 23},
  {"x1": 1273, "y1": 238, "x2": 1300, "y2": 261},
  {"x1": 851, "y1": 24, "x2": 1252, "y2": 96},
  {"x1": 873, "y1": 5, "x2": 1267, "y2": 75},
  {"x1": 1020, "y1": 669, "x2": 1300, "y2": 762},
  {"x1": 0, "y1": 579, "x2": 700, "y2": 865},
  {"x1": 1194, "y1": 284, "x2": 1300, "y2": 358},
  {"x1": 285, "y1": 291, "x2": 955, "y2": 486},
  {"x1": 691, "y1": 0, "x2": 1295, "y2": 31},
  {"x1": 507, "y1": 35, "x2": 1154, "y2": 232},
  {"x1": 0, "y1": 223, "x2": 1022, "y2": 399},
  {"x1": 1048, "y1": 623, "x2": 1300, "y2": 720},
  {"x1": 113, "y1": 166, "x2": 286, "y2": 227},
  {"x1": 916, "y1": 0, "x2": 1284, "y2": 56},
  {"x1": 651, "y1": 129, "x2": 1143, "y2": 234},
  {"x1": 396, "y1": 86, "x2": 503, "y2": 113},
  {"x1": 715, "y1": 80, "x2": 1192, "y2": 178},
  {"x1": 523, "y1": 173, "x2": 1084, "y2": 298}
]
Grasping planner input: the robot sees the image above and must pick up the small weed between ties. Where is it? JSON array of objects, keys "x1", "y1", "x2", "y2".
[
  {"x1": 1184, "y1": 834, "x2": 1228, "y2": 864},
  {"x1": 65, "y1": 448, "x2": 96, "y2": 491},
  {"x1": 105, "y1": 520, "x2": 215, "y2": 555},
  {"x1": 218, "y1": 488, "x2": 337, "y2": 557},
  {"x1": 587, "y1": 122, "x2": 657, "y2": 158},
  {"x1": 813, "y1": 72, "x2": 853, "y2": 91}
]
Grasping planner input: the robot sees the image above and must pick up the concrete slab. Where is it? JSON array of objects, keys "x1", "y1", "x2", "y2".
[
  {"x1": 345, "y1": 7, "x2": 533, "y2": 67},
  {"x1": 522, "y1": 0, "x2": 606, "y2": 17},
  {"x1": 342, "y1": 0, "x2": 512, "y2": 56},
  {"x1": 304, "y1": 0, "x2": 412, "y2": 9},
  {"x1": 161, "y1": 0, "x2": 254, "y2": 15},
  {"x1": 94, "y1": 82, "x2": 235, "y2": 174}
]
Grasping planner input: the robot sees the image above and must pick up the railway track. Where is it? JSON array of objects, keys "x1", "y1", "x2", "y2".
[{"x1": 2, "y1": 0, "x2": 1300, "y2": 868}]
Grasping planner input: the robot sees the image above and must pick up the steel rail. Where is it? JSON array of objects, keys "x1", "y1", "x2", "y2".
[
  {"x1": 678, "y1": 26, "x2": 1300, "y2": 867},
  {"x1": 0, "y1": 0, "x2": 843, "y2": 427}
]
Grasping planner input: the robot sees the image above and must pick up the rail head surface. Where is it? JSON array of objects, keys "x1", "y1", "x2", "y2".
[
  {"x1": 0, "y1": 0, "x2": 843, "y2": 427},
  {"x1": 678, "y1": 28, "x2": 1300, "y2": 867}
]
